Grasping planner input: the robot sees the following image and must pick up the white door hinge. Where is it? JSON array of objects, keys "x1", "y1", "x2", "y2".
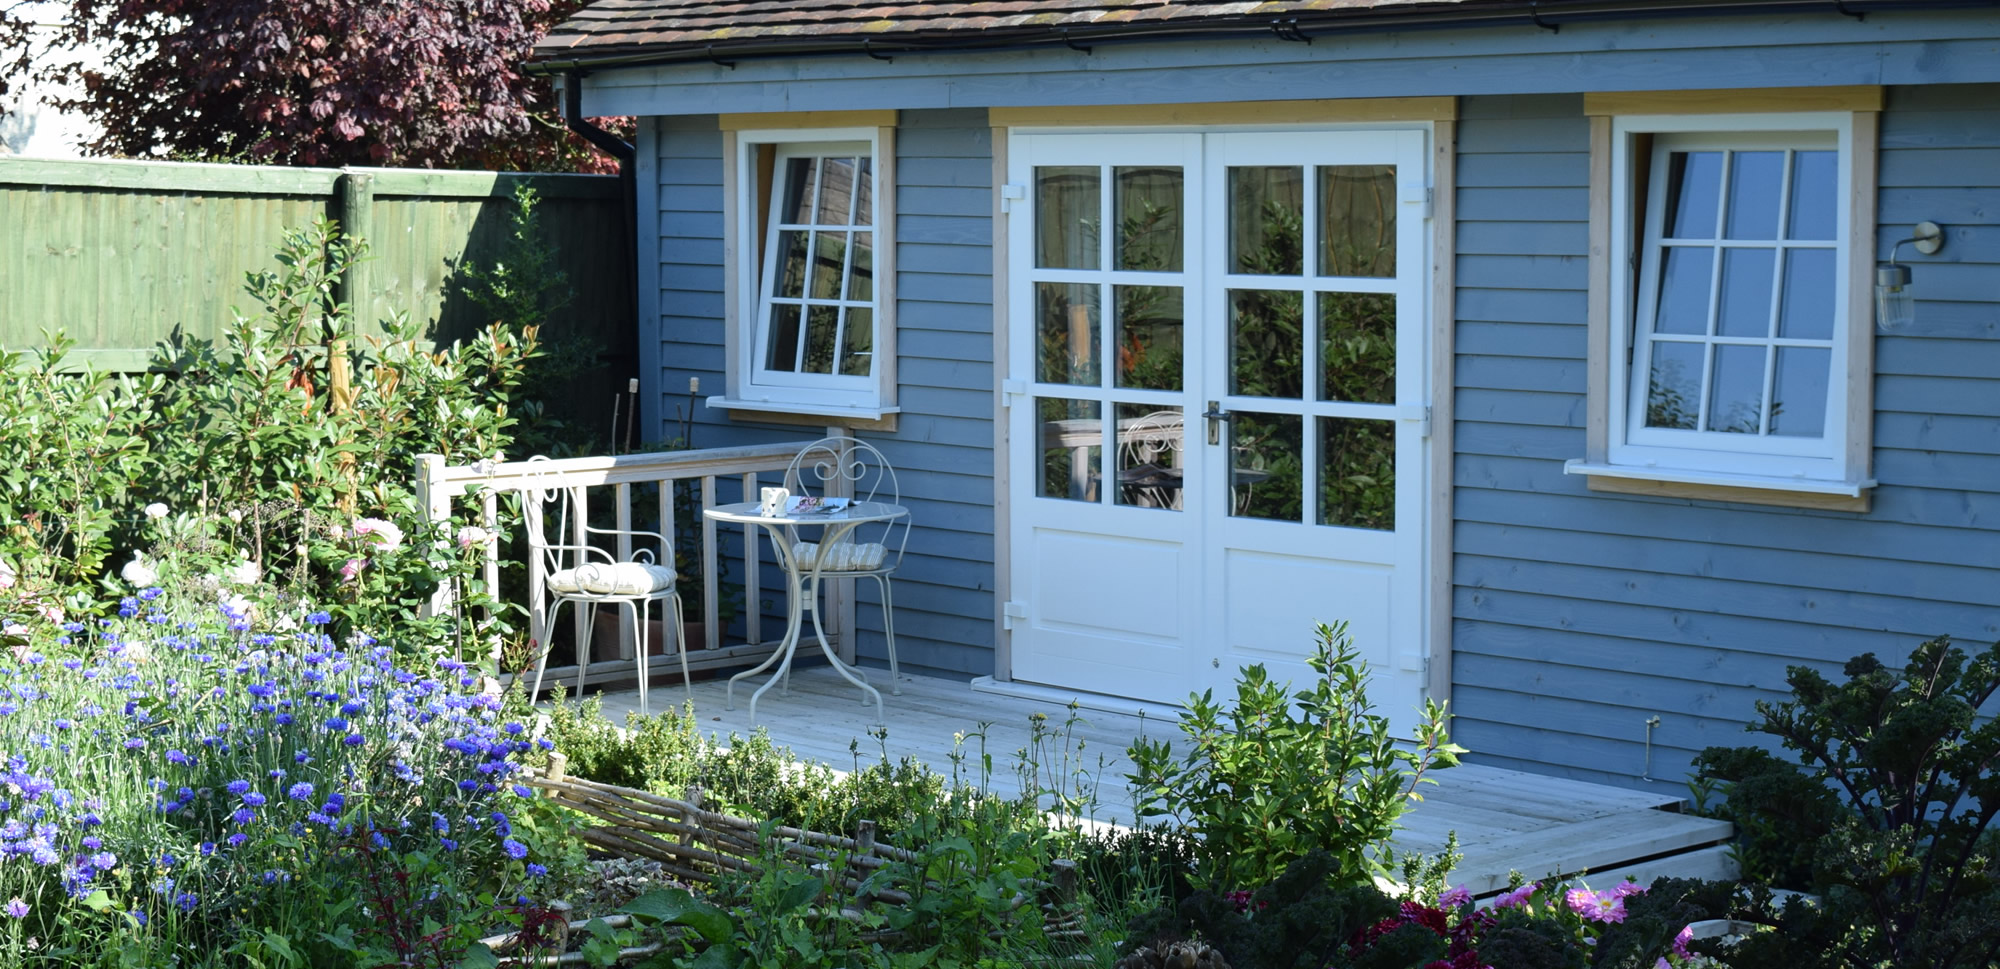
[
  {"x1": 1001, "y1": 378, "x2": 1028, "y2": 407},
  {"x1": 1398, "y1": 404, "x2": 1433, "y2": 439},
  {"x1": 1002, "y1": 601, "x2": 1027, "y2": 631},
  {"x1": 1398, "y1": 651, "x2": 1427, "y2": 673},
  {"x1": 1000, "y1": 183, "x2": 1027, "y2": 213}
]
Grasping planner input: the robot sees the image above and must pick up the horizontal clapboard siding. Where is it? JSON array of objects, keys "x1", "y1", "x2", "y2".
[
  {"x1": 643, "y1": 110, "x2": 998, "y2": 678},
  {"x1": 1449, "y1": 88, "x2": 2000, "y2": 795}
]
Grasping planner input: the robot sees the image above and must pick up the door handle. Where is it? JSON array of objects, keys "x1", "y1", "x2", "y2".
[{"x1": 1202, "y1": 401, "x2": 1231, "y2": 445}]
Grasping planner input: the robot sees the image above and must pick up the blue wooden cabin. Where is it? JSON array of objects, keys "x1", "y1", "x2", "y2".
[{"x1": 531, "y1": 0, "x2": 2000, "y2": 794}]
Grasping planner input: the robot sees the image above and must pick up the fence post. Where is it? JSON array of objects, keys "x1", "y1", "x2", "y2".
[{"x1": 330, "y1": 171, "x2": 375, "y2": 513}]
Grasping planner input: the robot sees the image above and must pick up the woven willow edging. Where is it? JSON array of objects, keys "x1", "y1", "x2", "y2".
[{"x1": 521, "y1": 757, "x2": 1088, "y2": 946}]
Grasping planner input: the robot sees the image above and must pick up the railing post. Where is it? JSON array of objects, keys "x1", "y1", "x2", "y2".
[
  {"x1": 414, "y1": 453, "x2": 452, "y2": 620},
  {"x1": 827, "y1": 427, "x2": 857, "y2": 665}
]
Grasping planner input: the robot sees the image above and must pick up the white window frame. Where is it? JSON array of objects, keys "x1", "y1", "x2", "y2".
[
  {"x1": 713, "y1": 125, "x2": 899, "y2": 420},
  {"x1": 1569, "y1": 103, "x2": 1878, "y2": 504}
]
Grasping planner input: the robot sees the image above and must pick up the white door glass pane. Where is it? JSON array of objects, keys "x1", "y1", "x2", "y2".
[
  {"x1": 838, "y1": 308, "x2": 873, "y2": 377},
  {"x1": 1115, "y1": 166, "x2": 1184, "y2": 272},
  {"x1": 1229, "y1": 412, "x2": 1301, "y2": 521},
  {"x1": 1115, "y1": 405, "x2": 1184, "y2": 510},
  {"x1": 847, "y1": 232, "x2": 874, "y2": 303},
  {"x1": 782, "y1": 157, "x2": 817, "y2": 224},
  {"x1": 1705, "y1": 344, "x2": 1766, "y2": 434},
  {"x1": 1724, "y1": 151, "x2": 1784, "y2": 240},
  {"x1": 1319, "y1": 292, "x2": 1395, "y2": 404},
  {"x1": 1037, "y1": 282, "x2": 1101, "y2": 386},
  {"x1": 1655, "y1": 247, "x2": 1714, "y2": 335},
  {"x1": 1645, "y1": 341, "x2": 1703, "y2": 429},
  {"x1": 1786, "y1": 151, "x2": 1835, "y2": 241},
  {"x1": 810, "y1": 232, "x2": 847, "y2": 299},
  {"x1": 1228, "y1": 167, "x2": 1304, "y2": 275},
  {"x1": 1318, "y1": 417, "x2": 1394, "y2": 530},
  {"x1": 1037, "y1": 397, "x2": 1102, "y2": 501},
  {"x1": 1114, "y1": 285, "x2": 1183, "y2": 391},
  {"x1": 1229, "y1": 289, "x2": 1304, "y2": 398},
  {"x1": 1318, "y1": 165, "x2": 1396, "y2": 278},
  {"x1": 1778, "y1": 248, "x2": 1836, "y2": 340},
  {"x1": 1716, "y1": 248, "x2": 1776, "y2": 338},
  {"x1": 1770, "y1": 347, "x2": 1830, "y2": 438},
  {"x1": 1664, "y1": 151, "x2": 1723, "y2": 239},
  {"x1": 852, "y1": 158, "x2": 874, "y2": 227},
  {"x1": 1036, "y1": 166, "x2": 1100, "y2": 270}
]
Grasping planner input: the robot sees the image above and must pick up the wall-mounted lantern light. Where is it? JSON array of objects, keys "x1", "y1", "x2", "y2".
[{"x1": 1875, "y1": 221, "x2": 1945, "y2": 332}]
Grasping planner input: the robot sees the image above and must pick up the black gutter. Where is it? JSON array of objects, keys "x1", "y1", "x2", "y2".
[
  {"x1": 559, "y1": 70, "x2": 642, "y2": 394},
  {"x1": 528, "y1": 0, "x2": 1997, "y2": 75}
]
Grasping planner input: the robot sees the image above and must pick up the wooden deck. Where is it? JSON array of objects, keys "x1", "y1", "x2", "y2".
[{"x1": 575, "y1": 664, "x2": 1735, "y2": 894}]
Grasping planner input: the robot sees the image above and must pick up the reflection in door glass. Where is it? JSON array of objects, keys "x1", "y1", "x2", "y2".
[
  {"x1": 1115, "y1": 167, "x2": 1184, "y2": 272},
  {"x1": 1037, "y1": 283, "x2": 1101, "y2": 386},
  {"x1": 1228, "y1": 412, "x2": 1302, "y2": 522},
  {"x1": 1318, "y1": 417, "x2": 1395, "y2": 530},
  {"x1": 1115, "y1": 286, "x2": 1183, "y2": 391},
  {"x1": 1319, "y1": 293, "x2": 1396, "y2": 403},
  {"x1": 1036, "y1": 166, "x2": 1101, "y2": 269},
  {"x1": 1037, "y1": 398, "x2": 1103, "y2": 502},
  {"x1": 1318, "y1": 165, "x2": 1397, "y2": 278},
  {"x1": 1228, "y1": 167, "x2": 1304, "y2": 275},
  {"x1": 1115, "y1": 405, "x2": 1184, "y2": 511},
  {"x1": 1229, "y1": 290, "x2": 1304, "y2": 398}
]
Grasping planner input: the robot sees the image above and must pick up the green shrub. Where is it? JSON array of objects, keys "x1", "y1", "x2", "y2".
[
  {"x1": 1125, "y1": 621, "x2": 1463, "y2": 890},
  {"x1": 1694, "y1": 635, "x2": 2000, "y2": 969}
]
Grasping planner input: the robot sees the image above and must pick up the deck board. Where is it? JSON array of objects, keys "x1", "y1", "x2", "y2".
[{"x1": 570, "y1": 665, "x2": 1730, "y2": 893}]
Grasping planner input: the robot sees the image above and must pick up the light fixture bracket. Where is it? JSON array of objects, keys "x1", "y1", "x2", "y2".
[{"x1": 1902, "y1": 220, "x2": 1945, "y2": 257}]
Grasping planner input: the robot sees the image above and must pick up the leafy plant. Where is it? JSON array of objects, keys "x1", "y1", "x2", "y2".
[
  {"x1": 1126, "y1": 621, "x2": 1464, "y2": 890},
  {"x1": 1693, "y1": 636, "x2": 2000, "y2": 969}
]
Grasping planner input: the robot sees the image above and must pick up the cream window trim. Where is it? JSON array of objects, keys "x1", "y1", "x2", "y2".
[
  {"x1": 719, "y1": 125, "x2": 898, "y2": 419},
  {"x1": 1580, "y1": 97, "x2": 1879, "y2": 510},
  {"x1": 990, "y1": 96, "x2": 1455, "y2": 128}
]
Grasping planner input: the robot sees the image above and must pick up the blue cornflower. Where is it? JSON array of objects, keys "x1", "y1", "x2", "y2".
[
  {"x1": 198, "y1": 842, "x2": 215, "y2": 857},
  {"x1": 138, "y1": 587, "x2": 162, "y2": 601},
  {"x1": 175, "y1": 893, "x2": 196, "y2": 913},
  {"x1": 526, "y1": 863, "x2": 548, "y2": 878},
  {"x1": 122, "y1": 738, "x2": 145, "y2": 750},
  {"x1": 226, "y1": 833, "x2": 246, "y2": 847},
  {"x1": 323, "y1": 717, "x2": 348, "y2": 732},
  {"x1": 512, "y1": 784, "x2": 532, "y2": 798},
  {"x1": 165, "y1": 750, "x2": 190, "y2": 765},
  {"x1": 287, "y1": 782, "x2": 313, "y2": 801},
  {"x1": 306, "y1": 612, "x2": 331, "y2": 625},
  {"x1": 241, "y1": 792, "x2": 266, "y2": 807},
  {"x1": 225, "y1": 780, "x2": 250, "y2": 795},
  {"x1": 343, "y1": 734, "x2": 364, "y2": 747},
  {"x1": 230, "y1": 808, "x2": 255, "y2": 825},
  {"x1": 439, "y1": 837, "x2": 457, "y2": 851},
  {"x1": 501, "y1": 838, "x2": 528, "y2": 860}
]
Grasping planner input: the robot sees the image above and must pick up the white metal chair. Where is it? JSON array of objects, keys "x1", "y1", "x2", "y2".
[
  {"x1": 779, "y1": 436, "x2": 909, "y2": 695},
  {"x1": 525, "y1": 465, "x2": 690, "y2": 715},
  {"x1": 1117, "y1": 410, "x2": 1186, "y2": 510}
]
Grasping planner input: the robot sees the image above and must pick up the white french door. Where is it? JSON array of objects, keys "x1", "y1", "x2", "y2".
[{"x1": 1005, "y1": 127, "x2": 1431, "y2": 727}]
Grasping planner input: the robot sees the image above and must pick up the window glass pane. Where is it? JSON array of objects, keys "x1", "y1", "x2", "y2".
[
  {"x1": 1664, "y1": 151, "x2": 1723, "y2": 239},
  {"x1": 816, "y1": 157, "x2": 858, "y2": 225},
  {"x1": 1115, "y1": 166, "x2": 1183, "y2": 272},
  {"x1": 1320, "y1": 292, "x2": 1396, "y2": 403},
  {"x1": 1705, "y1": 344, "x2": 1767, "y2": 434},
  {"x1": 1115, "y1": 405, "x2": 1184, "y2": 510},
  {"x1": 1771, "y1": 346, "x2": 1830, "y2": 438},
  {"x1": 846, "y1": 231, "x2": 874, "y2": 303},
  {"x1": 1114, "y1": 285, "x2": 1183, "y2": 391},
  {"x1": 801, "y1": 305, "x2": 839, "y2": 375},
  {"x1": 765, "y1": 304, "x2": 802, "y2": 372},
  {"x1": 1036, "y1": 166, "x2": 1100, "y2": 270},
  {"x1": 1716, "y1": 247, "x2": 1776, "y2": 338},
  {"x1": 1229, "y1": 412, "x2": 1302, "y2": 522},
  {"x1": 1228, "y1": 289, "x2": 1304, "y2": 398},
  {"x1": 1778, "y1": 248, "x2": 1836, "y2": 340},
  {"x1": 1037, "y1": 282, "x2": 1100, "y2": 386},
  {"x1": 1724, "y1": 151, "x2": 1784, "y2": 240},
  {"x1": 1318, "y1": 165, "x2": 1396, "y2": 278},
  {"x1": 1317, "y1": 417, "x2": 1394, "y2": 530},
  {"x1": 853, "y1": 158, "x2": 874, "y2": 227},
  {"x1": 1644, "y1": 341, "x2": 1703, "y2": 430},
  {"x1": 1228, "y1": 167, "x2": 1304, "y2": 275},
  {"x1": 782, "y1": 157, "x2": 817, "y2": 224},
  {"x1": 1655, "y1": 247, "x2": 1713, "y2": 335},
  {"x1": 811, "y1": 231, "x2": 848, "y2": 299},
  {"x1": 838, "y1": 308, "x2": 873, "y2": 377},
  {"x1": 774, "y1": 230, "x2": 808, "y2": 298},
  {"x1": 1037, "y1": 397, "x2": 1102, "y2": 501},
  {"x1": 1786, "y1": 151, "x2": 1835, "y2": 241}
]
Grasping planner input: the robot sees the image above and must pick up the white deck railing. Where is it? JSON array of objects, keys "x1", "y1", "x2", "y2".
[{"x1": 414, "y1": 442, "x2": 846, "y2": 692}]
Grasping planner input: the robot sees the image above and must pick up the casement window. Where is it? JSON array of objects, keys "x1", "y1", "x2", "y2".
[
  {"x1": 715, "y1": 121, "x2": 898, "y2": 421},
  {"x1": 1568, "y1": 93, "x2": 1881, "y2": 509}
]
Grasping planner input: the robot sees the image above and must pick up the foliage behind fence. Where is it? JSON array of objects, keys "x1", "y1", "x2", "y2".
[{"x1": 0, "y1": 156, "x2": 630, "y2": 377}]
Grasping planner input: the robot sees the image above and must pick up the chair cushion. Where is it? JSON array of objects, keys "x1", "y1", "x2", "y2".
[
  {"x1": 791, "y1": 540, "x2": 888, "y2": 572},
  {"x1": 548, "y1": 562, "x2": 677, "y2": 596}
]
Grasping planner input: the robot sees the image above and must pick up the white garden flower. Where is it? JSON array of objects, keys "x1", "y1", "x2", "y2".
[
  {"x1": 0, "y1": 560, "x2": 14, "y2": 590},
  {"x1": 455, "y1": 526, "x2": 493, "y2": 549},
  {"x1": 227, "y1": 558, "x2": 261, "y2": 586},
  {"x1": 350, "y1": 517, "x2": 405, "y2": 551},
  {"x1": 142, "y1": 503, "x2": 169, "y2": 521},
  {"x1": 120, "y1": 554, "x2": 158, "y2": 588}
]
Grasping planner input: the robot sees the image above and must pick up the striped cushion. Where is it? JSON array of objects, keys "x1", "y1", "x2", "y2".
[{"x1": 790, "y1": 540, "x2": 888, "y2": 572}]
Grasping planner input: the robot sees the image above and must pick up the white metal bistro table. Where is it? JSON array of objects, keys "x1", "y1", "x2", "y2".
[{"x1": 703, "y1": 499, "x2": 909, "y2": 723}]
